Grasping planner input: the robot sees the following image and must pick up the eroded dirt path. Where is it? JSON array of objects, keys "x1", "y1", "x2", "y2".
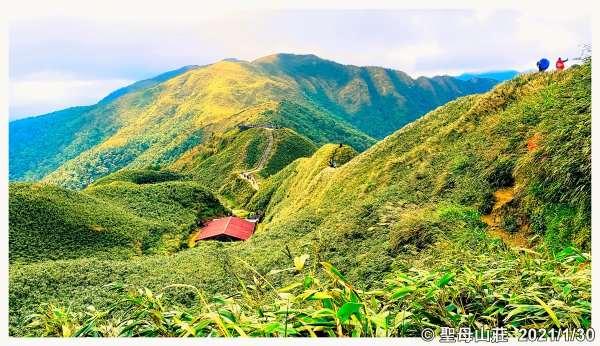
[{"x1": 481, "y1": 188, "x2": 532, "y2": 248}]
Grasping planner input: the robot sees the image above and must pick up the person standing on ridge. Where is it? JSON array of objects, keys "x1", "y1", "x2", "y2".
[
  {"x1": 537, "y1": 58, "x2": 550, "y2": 72},
  {"x1": 556, "y1": 57, "x2": 569, "y2": 70}
]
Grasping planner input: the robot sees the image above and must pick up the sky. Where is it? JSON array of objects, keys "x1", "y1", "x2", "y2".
[{"x1": 7, "y1": 3, "x2": 592, "y2": 120}]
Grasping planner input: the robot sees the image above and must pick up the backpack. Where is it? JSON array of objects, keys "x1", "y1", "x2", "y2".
[
  {"x1": 556, "y1": 60, "x2": 565, "y2": 70},
  {"x1": 538, "y1": 58, "x2": 550, "y2": 70}
]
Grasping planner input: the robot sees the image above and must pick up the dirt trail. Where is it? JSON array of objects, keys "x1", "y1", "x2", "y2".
[
  {"x1": 481, "y1": 188, "x2": 532, "y2": 248},
  {"x1": 240, "y1": 128, "x2": 274, "y2": 190},
  {"x1": 240, "y1": 172, "x2": 260, "y2": 190},
  {"x1": 250, "y1": 128, "x2": 274, "y2": 172}
]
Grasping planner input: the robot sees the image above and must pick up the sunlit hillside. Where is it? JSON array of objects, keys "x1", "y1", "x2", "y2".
[
  {"x1": 173, "y1": 127, "x2": 317, "y2": 206},
  {"x1": 9, "y1": 61, "x2": 590, "y2": 337},
  {"x1": 9, "y1": 180, "x2": 227, "y2": 264},
  {"x1": 10, "y1": 54, "x2": 496, "y2": 189}
]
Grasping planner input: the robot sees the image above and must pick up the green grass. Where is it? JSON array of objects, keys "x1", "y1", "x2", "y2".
[
  {"x1": 8, "y1": 62, "x2": 590, "y2": 337},
  {"x1": 20, "y1": 218, "x2": 591, "y2": 337},
  {"x1": 181, "y1": 129, "x2": 266, "y2": 187},
  {"x1": 86, "y1": 181, "x2": 226, "y2": 229},
  {"x1": 89, "y1": 169, "x2": 188, "y2": 187},
  {"x1": 256, "y1": 62, "x2": 591, "y2": 276},
  {"x1": 258, "y1": 128, "x2": 317, "y2": 177},
  {"x1": 9, "y1": 180, "x2": 227, "y2": 264},
  {"x1": 272, "y1": 100, "x2": 375, "y2": 152},
  {"x1": 254, "y1": 53, "x2": 497, "y2": 139},
  {"x1": 173, "y1": 127, "x2": 317, "y2": 207}
]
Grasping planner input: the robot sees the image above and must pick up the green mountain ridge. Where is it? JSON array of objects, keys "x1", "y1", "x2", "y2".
[
  {"x1": 255, "y1": 63, "x2": 590, "y2": 274},
  {"x1": 8, "y1": 62, "x2": 590, "y2": 336},
  {"x1": 99, "y1": 65, "x2": 202, "y2": 103},
  {"x1": 10, "y1": 53, "x2": 497, "y2": 189},
  {"x1": 174, "y1": 126, "x2": 318, "y2": 206},
  {"x1": 252, "y1": 53, "x2": 499, "y2": 138}
]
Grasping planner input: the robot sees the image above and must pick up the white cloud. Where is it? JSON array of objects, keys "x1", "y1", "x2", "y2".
[
  {"x1": 387, "y1": 42, "x2": 442, "y2": 74},
  {"x1": 9, "y1": 72, "x2": 133, "y2": 119},
  {"x1": 516, "y1": 12, "x2": 586, "y2": 56},
  {"x1": 6, "y1": 7, "x2": 592, "y2": 118}
]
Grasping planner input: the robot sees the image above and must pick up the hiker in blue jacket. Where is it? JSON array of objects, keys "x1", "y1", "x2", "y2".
[{"x1": 537, "y1": 58, "x2": 550, "y2": 72}]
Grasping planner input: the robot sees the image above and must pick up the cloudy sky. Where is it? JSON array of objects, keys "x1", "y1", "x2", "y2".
[{"x1": 7, "y1": 2, "x2": 592, "y2": 120}]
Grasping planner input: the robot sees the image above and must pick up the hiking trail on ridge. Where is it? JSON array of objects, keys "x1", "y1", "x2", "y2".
[{"x1": 240, "y1": 128, "x2": 274, "y2": 190}]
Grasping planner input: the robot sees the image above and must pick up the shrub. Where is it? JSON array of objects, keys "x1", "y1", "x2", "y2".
[
  {"x1": 390, "y1": 207, "x2": 441, "y2": 250},
  {"x1": 500, "y1": 215, "x2": 519, "y2": 233},
  {"x1": 23, "y1": 243, "x2": 591, "y2": 337}
]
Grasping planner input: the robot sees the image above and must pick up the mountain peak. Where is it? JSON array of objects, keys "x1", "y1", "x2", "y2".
[
  {"x1": 252, "y1": 53, "x2": 322, "y2": 64},
  {"x1": 10, "y1": 54, "x2": 498, "y2": 187},
  {"x1": 99, "y1": 65, "x2": 201, "y2": 103},
  {"x1": 221, "y1": 57, "x2": 246, "y2": 63}
]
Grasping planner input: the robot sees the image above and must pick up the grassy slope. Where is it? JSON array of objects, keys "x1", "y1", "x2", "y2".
[
  {"x1": 28, "y1": 61, "x2": 372, "y2": 189},
  {"x1": 38, "y1": 62, "x2": 289, "y2": 188},
  {"x1": 172, "y1": 127, "x2": 317, "y2": 207},
  {"x1": 89, "y1": 169, "x2": 188, "y2": 187},
  {"x1": 248, "y1": 144, "x2": 358, "y2": 215},
  {"x1": 9, "y1": 64, "x2": 588, "y2": 336},
  {"x1": 17, "y1": 213, "x2": 590, "y2": 337},
  {"x1": 12, "y1": 54, "x2": 495, "y2": 189},
  {"x1": 257, "y1": 63, "x2": 591, "y2": 281},
  {"x1": 85, "y1": 182, "x2": 225, "y2": 231},
  {"x1": 10, "y1": 182, "x2": 152, "y2": 263},
  {"x1": 9, "y1": 180, "x2": 227, "y2": 264},
  {"x1": 223, "y1": 101, "x2": 376, "y2": 153},
  {"x1": 182, "y1": 128, "x2": 266, "y2": 206},
  {"x1": 99, "y1": 65, "x2": 201, "y2": 103},
  {"x1": 258, "y1": 128, "x2": 318, "y2": 177}
]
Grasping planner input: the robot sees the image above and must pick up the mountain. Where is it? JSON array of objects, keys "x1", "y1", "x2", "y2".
[
  {"x1": 253, "y1": 54, "x2": 499, "y2": 138},
  {"x1": 99, "y1": 65, "x2": 202, "y2": 103},
  {"x1": 455, "y1": 70, "x2": 520, "y2": 82},
  {"x1": 170, "y1": 126, "x2": 318, "y2": 206},
  {"x1": 253, "y1": 64, "x2": 590, "y2": 272},
  {"x1": 9, "y1": 61, "x2": 590, "y2": 336},
  {"x1": 9, "y1": 53, "x2": 497, "y2": 189}
]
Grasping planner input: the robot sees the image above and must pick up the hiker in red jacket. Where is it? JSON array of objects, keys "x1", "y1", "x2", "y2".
[{"x1": 556, "y1": 57, "x2": 568, "y2": 70}]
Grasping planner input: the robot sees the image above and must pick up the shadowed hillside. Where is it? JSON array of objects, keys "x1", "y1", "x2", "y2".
[{"x1": 252, "y1": 53, "x2": 498, "y2": 138}]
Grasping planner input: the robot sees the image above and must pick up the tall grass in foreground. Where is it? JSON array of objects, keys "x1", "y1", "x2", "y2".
[{"x1": 24, "y1": 227, "x2": 591, "y2": 337}]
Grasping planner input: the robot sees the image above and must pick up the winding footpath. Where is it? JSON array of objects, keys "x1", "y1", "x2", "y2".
[{"x1": 240, "y1": 128, "x2": 274, "y2": 190}]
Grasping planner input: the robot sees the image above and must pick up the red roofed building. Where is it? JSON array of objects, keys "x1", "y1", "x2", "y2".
[{"x1": 195, "y1": 217, "x2": 256, "y2": 242}]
